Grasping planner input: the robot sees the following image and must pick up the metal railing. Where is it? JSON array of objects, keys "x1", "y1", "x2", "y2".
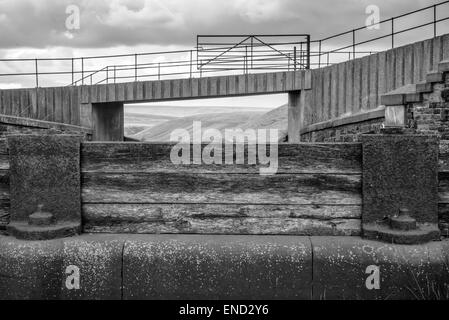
[
  {"x1": 311, "y1": 0, "x2": 449, "y2": 68},
  {"x1": 0, "y1": 1, "x2": 448, "y2": 88},
  {"x1": 73, "y1": 35, "x2": 311, "y2": 86}
]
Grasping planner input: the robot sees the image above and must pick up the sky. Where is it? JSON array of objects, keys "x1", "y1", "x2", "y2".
[{"x1": 0, "y1": 0, "x2": 446, "y2": 108}]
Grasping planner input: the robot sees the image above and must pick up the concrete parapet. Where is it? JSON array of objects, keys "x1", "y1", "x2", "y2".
[
  {"x1": 0, "y1": 237, "x2": 63, "y2": 299},
  {"x1": 312, "y1": 237, "x2": 449, "y2": 300},
  {"x1": 122, "y1": 235, "x2": 312, "y2": 300},
  {"x1": 0, "y1": 235, "x2": 448, "y2": 300}
]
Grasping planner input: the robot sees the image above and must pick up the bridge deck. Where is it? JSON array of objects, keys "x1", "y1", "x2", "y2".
[{"x1": 80, "y1": 70, "x2": 311, "y2": 105}]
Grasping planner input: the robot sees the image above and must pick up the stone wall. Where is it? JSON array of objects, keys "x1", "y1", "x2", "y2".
[
  {"x1": 0, "y1": 114, "x2": 92, "y2": 140},
  {"x1": 300, "y1": 108, "x2": 385, "y2": 143}
]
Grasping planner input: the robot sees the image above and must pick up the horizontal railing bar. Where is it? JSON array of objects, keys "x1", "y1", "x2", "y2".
[{"x1": 317, "y1": 0, "x2": 449, "y2": 42}]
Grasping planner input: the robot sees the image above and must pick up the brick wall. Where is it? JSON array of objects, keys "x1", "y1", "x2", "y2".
[{"x1": 408, "y1": 82, "x2": 449, "y2": 138}]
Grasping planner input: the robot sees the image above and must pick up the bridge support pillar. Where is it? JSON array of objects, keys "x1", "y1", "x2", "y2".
[
  {"x1": 6, "y1": 134, "x2": 82, "y2": 240},
  {"x1": 91, "y1": 102, "x2": 124, "y2": 142},
  {"x1": 288, "y1": 90, "x2": 310, "y2": 143}
]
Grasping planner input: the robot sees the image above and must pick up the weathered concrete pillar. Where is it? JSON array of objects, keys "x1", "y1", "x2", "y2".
[
  {"x1": 80, "y1": 103, "x2": 92, "y2": 128},
  {"x1": 91, "y1": 102, "x2": 124, "y2": 141},
  {"x1": 6, "y1": 134, "x2": 82, "y2": 240},
  {"x1": 361, "y1": 133, "x2": 440, "y2": 244},
  {"x1": 288, "y1": 90, "x2": 310, "y2": 143}
]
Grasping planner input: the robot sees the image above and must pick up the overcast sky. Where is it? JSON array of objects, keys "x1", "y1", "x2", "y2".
[{"x1": 0, "y1": 0, "x2": 446, "y2": 107}]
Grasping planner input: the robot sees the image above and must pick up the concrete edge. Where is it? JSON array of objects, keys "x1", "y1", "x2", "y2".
[
  {"x1": 0, "y1": 234, "x2": 448, "y2": 300},
  {"x1": 0, "y1": 114, "x2": 93, "y2": 134},
  {"x1": 300, "y1": 108, "x2": 385, "y2": 135}
]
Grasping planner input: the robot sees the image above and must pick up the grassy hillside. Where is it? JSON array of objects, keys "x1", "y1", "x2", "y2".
[
  {"x1": 124, "y1": 113, "x2": 177, "y2": 136},
  {"x1": 132, "y1": 112, "x2": 262, "y2": 142},
  {"x1": 130, "y1": 104, "x2": 288, "y2": 142},
  {"x1": 241, "y1": 104, "x2": 287, "y2": 140}
]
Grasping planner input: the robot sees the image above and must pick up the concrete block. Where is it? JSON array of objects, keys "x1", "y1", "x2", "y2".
[
  {"x1": 311, "y1": 237, "x2": 447, "y2": 300},
  {"x1": 7, "y1": 134, "x2": 82, "y2": 240},
  {"x1": 438, "y1": 60, "x2": 449, "y2": 73},
  {"x1": 416, "y1": 82, "x2": 433, "y2": 93},
  {"x1": 8, "y1": 134, "x2": 81, "y2": 223},
  {"x1": 384, "y1": 105, "x2": 406, "y2": 127},
  {"x1": 427, "y1": 72, "x2": 444, "y2": 83},
  {"x1": 123, "y1": 235, "x2": 312, "y2": 300},
  {"x1": 61, "y1": 236, "x2": 123, "y2": 300},
  {"x1": 381, "y1": 94, "x2": 404, "y2": 106},
  {"x1": 361, "y1": 134, "x2": 439, "y2": 225},
  {"x1": 0, "y1": 236, "x2": 63, "y2": 299},
  {"x1": 404, "y1": 93, "x2": 422, "y2": 103}
]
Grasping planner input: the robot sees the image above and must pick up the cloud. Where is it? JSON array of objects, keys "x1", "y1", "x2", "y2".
[{"x1": 0, "y1": 0, "x2": 441, "y2": 51}]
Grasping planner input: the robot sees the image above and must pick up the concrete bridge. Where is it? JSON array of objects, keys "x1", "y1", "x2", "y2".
[
  {"x1": 0, "y1": 70, "x2": 310, "y2": 141},
  {"x1": 0, "y1": 34, "x2": 448, "y2": 143}
]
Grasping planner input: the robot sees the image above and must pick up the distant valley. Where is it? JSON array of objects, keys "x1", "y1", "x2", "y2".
[{"x1": 124, "y1": 104, "x2": 288, "y2": 142}]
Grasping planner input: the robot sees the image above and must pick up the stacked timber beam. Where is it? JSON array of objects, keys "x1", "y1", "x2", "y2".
[{"x1": 81, "y1": 143, "x2": 362, "y2": 236}]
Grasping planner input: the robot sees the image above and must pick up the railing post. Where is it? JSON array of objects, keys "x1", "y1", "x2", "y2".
[
  {"x1": 318, "y1": 40, "x2": 322, "y2": 68},
  {"x1": 306, "y1": 35, "x2": 310, "y2": 70},
  {"x1": 71, "y1": 58, "x2": 74, "y2": 85},
  {"x1": 114, "y1": 66, "x2": 116, "y2": 84},
  {"x1": 106, "y1": 66, "x2": 108, "y2": 84},
  {"x1": 434, "y1": 4, "x2": 437, "y2": 37},
  {"x1": 251, "y1": 36, "x2": 254, "y2": 69},
  {"x1": 134, "y1": 54, "x2": 138, "y2": 82},
  {"x1": 245, "y1": 45, "x2": 248, "y2": 74},
  {"x1": 391, "y1": 18, "x2": 395, "y2": 49},
  {"x1": 34, "y1": 59, "x2": 39, "y2": 88},
  {"x1": 294, "y1": 46, "x2": 297, "y2": 71},
  {"x1": 158, "y1": 63, "x2": 161, "y2": 80},
  {"x1": 81, "y1": 58, "x2": 84, "y2": 86},
  {"x1": 352, "y1": 29, "x2": 356, "y2": 59},
  {"x1": 190, "y1": 50, "x2": 193, "y2": 78}
]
